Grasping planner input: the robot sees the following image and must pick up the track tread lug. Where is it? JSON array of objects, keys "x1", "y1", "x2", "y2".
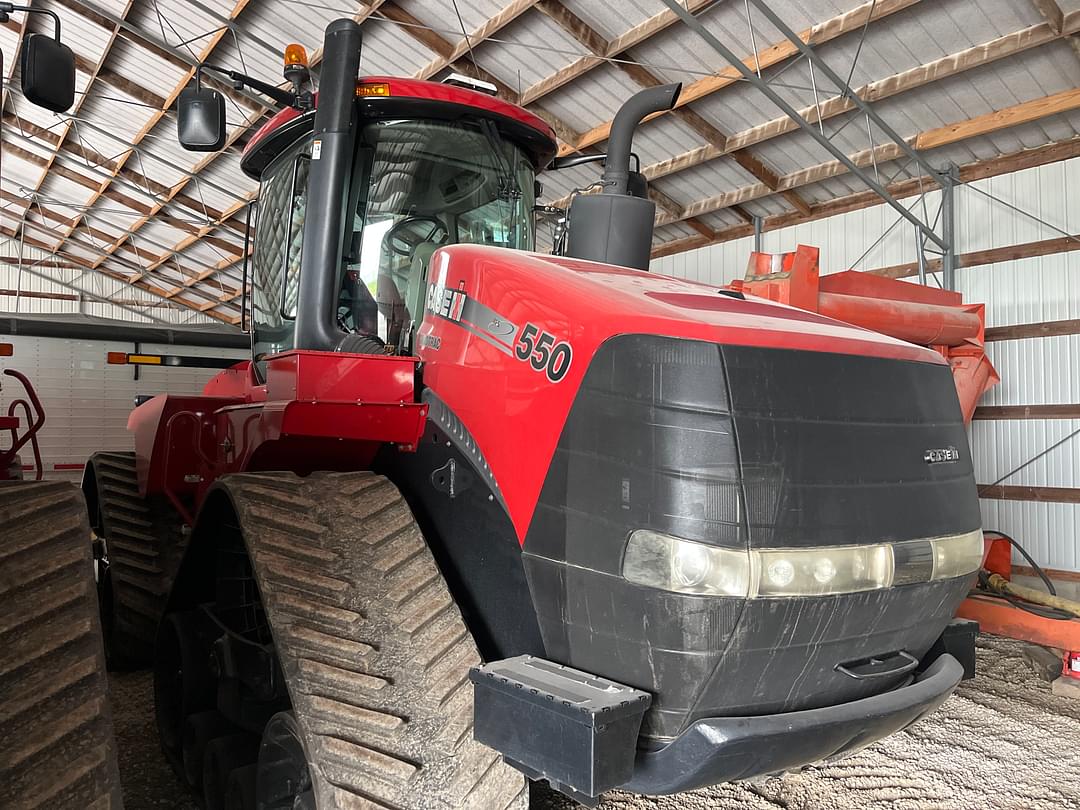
[
  {"x1": 307, "y1": 694, "x2": 405, "y2": 734},
  {"x1": 318, "y1": 734, "x2": 418, "y2": 782},
  {"x1": 0, "y1": 482, "x2": 120, "y2": 809},
  {"x1": 275, "y1": 589, "x2": 364, "y2": 628},
  {"x1": 220, "y1": 472, "x2": 525, "y2": 810},
  {"x1": 298, "y1": 657, "x2": 390, "y2": 694},
  {"x1": 88, "y1": 450, "x2": 182, "y2": 665},
  {"x1": 283, "y1": 622, "x2": 375, "y2": 660}
]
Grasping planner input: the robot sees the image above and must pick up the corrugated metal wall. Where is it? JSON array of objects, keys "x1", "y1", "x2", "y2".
[
  {"x1": 0, "y1": 241, "x2": 217, "y2": 325},
  {"x1": 652, "y1": 157, "x2": 1080, "y2": 572},
  {"x1": 0, "y1": 335, "x2": 240, "y2": 482}
]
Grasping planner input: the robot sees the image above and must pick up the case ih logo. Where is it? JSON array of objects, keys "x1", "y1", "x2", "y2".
[
  {"x1": 924, "y1": 447, "x2": 960, "y2": 464},
  {"x1": 427, "y1": 282, "x2": 467, "y2": 322}
]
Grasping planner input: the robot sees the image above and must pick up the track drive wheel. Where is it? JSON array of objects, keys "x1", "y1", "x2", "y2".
[
  {"x1": 87, "y1": 451, "x2": 184, "y2": 669},
  {"x1": 225, "y1": 471, "x2": 528, "y2": 810},
  {"x1": 0, "y1": 481, "x2": 123, "y2": 809}
]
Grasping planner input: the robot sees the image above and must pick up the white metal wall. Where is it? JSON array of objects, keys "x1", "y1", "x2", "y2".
[
  {"x1": 0, "y1": 334, "x2": 241, "y2": 482},
  {"x1": 652, "y1": 157, "x2": 1080, "y2": 572},
  {"x1": 0, "y1": 241, "x2": 217, "y2": 325}
]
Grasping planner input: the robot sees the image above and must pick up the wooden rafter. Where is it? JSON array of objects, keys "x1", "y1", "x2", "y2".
[
  {"x1": 654, "y1": 86, "x2": 1080, "y2": 229},
  {"x1": 557, "y1": 0, "x2": 923, "y2": 157},
  {"x1": 377, "y1": 0, "x2": 583, "y2": 148},
  {"x1": 534, "y1": 0, "x2": 717, "y2": 236},
  {"x1": 638, "y1": 21, "x2": 1070, "y2": 187},
  {"x1": 34, "y1": 0, "x2": 260, "y2": 321},
  {"x1": 0, "y1": 210, "x2": 240, "y2": 307},
  {"x1": 0, "y1": 219, "x2": 236, "y2": 322},
  {"x1": 83, "y1": 0, "x2": 257, "y2": 271},
  {"x1": 1031, "y1": 0, "x2": 1080, "y2": 60},
  {"x1": 551, "y1": 20, "x2": 1075, "y2": 230},
  {"x1": 416, "y1": 0, "x2": 542, "y2": 80},
  {"x1": 10, "y1": 0, "x2": 1078, "y2": 318},
  {"x1": 1, "y1": 111, "x2": 246, "y2": 231},
  {"x1": 651, "y1": 135, "x2": 1080, "y2": 260},
  {"x1": 519, "y1": 0, "x2": 716, "y2": 106},
  {"x1": 536, "y1": 0, "x2": 812, "y2": 217}
]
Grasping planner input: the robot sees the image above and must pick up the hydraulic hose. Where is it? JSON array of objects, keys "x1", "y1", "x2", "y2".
[{"x1": 977, "y1": 531, "x2": 1078, "y2": 620}]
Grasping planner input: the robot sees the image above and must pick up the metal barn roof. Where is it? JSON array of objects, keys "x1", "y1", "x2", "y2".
[{"x1": 2, "y1": 0, "x2": 1080, "y2": 324}]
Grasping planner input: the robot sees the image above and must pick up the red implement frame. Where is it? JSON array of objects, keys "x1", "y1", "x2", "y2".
[
  {"x1": 957, "y1": 595, "x2": 1080, "y2": 651},
  {"x1": 727, "y1": 245, "x2": 999, "y2": 421},
  {"x1": 0, "y1": 368, "x2": 46, "y2": 481}
]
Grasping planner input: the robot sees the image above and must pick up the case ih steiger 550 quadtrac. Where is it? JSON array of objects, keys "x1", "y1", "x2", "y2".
[{"x1": 83, "y1": 18, "x2": 983, "y2": 810}]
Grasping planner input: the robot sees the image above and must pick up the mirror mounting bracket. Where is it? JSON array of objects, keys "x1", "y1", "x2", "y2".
[{"x1": 0, "y1": 4, "x2": 62, "y2": 38}]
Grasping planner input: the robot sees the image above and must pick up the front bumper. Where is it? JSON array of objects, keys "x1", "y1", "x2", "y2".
[{"x1": 622, "y1": 652, "x2": 964, "y2": 795}]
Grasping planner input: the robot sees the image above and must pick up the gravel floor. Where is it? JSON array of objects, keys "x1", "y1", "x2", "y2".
[{"x1": 110, "y1": 636, "x2": 1080, "y2": 810}]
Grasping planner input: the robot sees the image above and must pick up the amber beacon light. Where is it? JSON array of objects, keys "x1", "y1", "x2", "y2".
[{"x1": 283, "y1": 43, "x2": 308, "y2": 69}]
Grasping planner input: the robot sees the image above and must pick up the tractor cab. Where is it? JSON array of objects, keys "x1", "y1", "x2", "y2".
[{"x1": 236, "y1": 75, "x2": 557, "y2": 373}]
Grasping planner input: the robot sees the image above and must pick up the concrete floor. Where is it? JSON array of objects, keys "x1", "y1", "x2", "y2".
[{"x1": 111, "y1": 636, "x2": 1080, "y2": 810}]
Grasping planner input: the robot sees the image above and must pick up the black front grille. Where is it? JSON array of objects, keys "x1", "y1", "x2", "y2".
[
  {"x1": 523, "y1": 335, "x2": 981, "y2": 740},
  {"x1": 722, "y1": 345, "x2": 980, "y2": 548}
]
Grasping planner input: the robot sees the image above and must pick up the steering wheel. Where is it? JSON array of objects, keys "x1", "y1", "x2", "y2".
[{"x1": 386, "y1": 215, "x2": 449, "y2": 257}]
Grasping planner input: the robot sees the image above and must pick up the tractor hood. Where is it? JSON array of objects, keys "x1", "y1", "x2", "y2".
[{"x1": 415, "y1": 243, "x2": 949, "y2": 543}]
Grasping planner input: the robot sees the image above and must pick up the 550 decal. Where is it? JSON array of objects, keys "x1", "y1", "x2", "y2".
[{"x1": 514, "y1": 323, "x2": 572, "y2": 383}]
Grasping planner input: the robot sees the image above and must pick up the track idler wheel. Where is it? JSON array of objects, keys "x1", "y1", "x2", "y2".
[
  {"x1": 225, "y1": 764, "x2": 258, "y2": 810},
  {"x1": 183, "y1": 710, "x2": 236, "y2": 789},
  {"x1": 154, "y1": 610, "x2": 217, "y2": 772},
  {"x1": 255, "y1": 712, "x2": 317, "y2": 810},
  {"x1": 203, "y1": 733, "x2": 261, "y2": 810}
]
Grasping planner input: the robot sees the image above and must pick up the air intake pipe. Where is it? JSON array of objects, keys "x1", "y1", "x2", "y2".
[
  {"x1": 293, "y1": 18, "x2": 361, "y2": 352},
  {"x1": 564, "y1": 82, "x2": 681, "y2": 270}
]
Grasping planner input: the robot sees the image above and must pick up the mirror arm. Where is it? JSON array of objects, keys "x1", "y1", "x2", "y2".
[
  {"x1": 197, "y1": 64, "x2": 296, "y2": 109},
  {"x1": 0, "y1": 4, "x2": 62, "y2": 39},
  {"x1": 549, "y1": 153, "x2": 605, "y2": 171},
  {"x1": 548, "y1": 152, "x2": 640, "y2": 172}
]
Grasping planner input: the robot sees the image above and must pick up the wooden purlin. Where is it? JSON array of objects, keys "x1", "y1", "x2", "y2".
[{"x1": 651, "y1": 137, "x2": 1080, "y2": 259}]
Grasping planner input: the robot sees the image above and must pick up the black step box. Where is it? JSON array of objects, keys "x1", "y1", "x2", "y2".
[{"x1": 470, "y1": 655, "x2": 651, "y2": 801}]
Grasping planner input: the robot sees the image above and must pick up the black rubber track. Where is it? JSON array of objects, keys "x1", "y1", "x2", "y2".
[
  {"x1": 0, "y1": 480, "x2": 123, "y2": 809},
  {"x1": 88, "y1": 451, "x2": 186, "y2": 667},
  {"x1": 223, "y1": 471, "x2": 528, "y2": 810}
]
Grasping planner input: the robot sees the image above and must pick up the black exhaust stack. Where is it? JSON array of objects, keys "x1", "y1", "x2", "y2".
[
  {"x1": 293, "y1": 18, "x2": 361, "y2": 352},
  {"x1": 564, "y1": 83, "x2": 681, "y2": 271}
]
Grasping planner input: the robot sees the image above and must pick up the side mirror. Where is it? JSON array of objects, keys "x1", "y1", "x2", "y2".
[
  {"x1": 178, "y1": 85, "x2": 226, "y2": 151},
  {"x1": 21, "y1": 33, "x2": 75, "y2": 113}
]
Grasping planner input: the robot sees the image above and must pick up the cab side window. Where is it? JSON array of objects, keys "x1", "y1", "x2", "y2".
[{"x1": 250, "y1": 138, "x2": 311, "y2": 377}]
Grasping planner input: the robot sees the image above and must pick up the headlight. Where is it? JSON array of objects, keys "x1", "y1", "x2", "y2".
[
  {"x1": 930, "y1": 530, "x2": 986, "y2": 580},
  {"x1": 755, "y1": 544, "x2": 893, "y2": 597},
  {"x1": 623, "y1": 530, "x2": 750, "y2": 597},
  {"x1": 623, "y1": 528, "x2": 982, "y2": 598}
]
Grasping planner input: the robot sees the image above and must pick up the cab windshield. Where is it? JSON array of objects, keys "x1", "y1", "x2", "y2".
[{"x1": 337, "y1": 117, "x2": 536, "y2": 349}]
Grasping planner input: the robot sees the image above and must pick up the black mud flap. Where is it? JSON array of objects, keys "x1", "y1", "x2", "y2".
[
  {"x1": 919, "y1": 618, "x2": 979, "y2": 680},
  {"x1": 470, "y1": 656, "x2": 651, "y2": 806}
]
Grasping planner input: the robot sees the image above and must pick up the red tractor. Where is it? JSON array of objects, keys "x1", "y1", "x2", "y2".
[{"x1": 83, "y1": 19, "x2": 982, "y2": 810}]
